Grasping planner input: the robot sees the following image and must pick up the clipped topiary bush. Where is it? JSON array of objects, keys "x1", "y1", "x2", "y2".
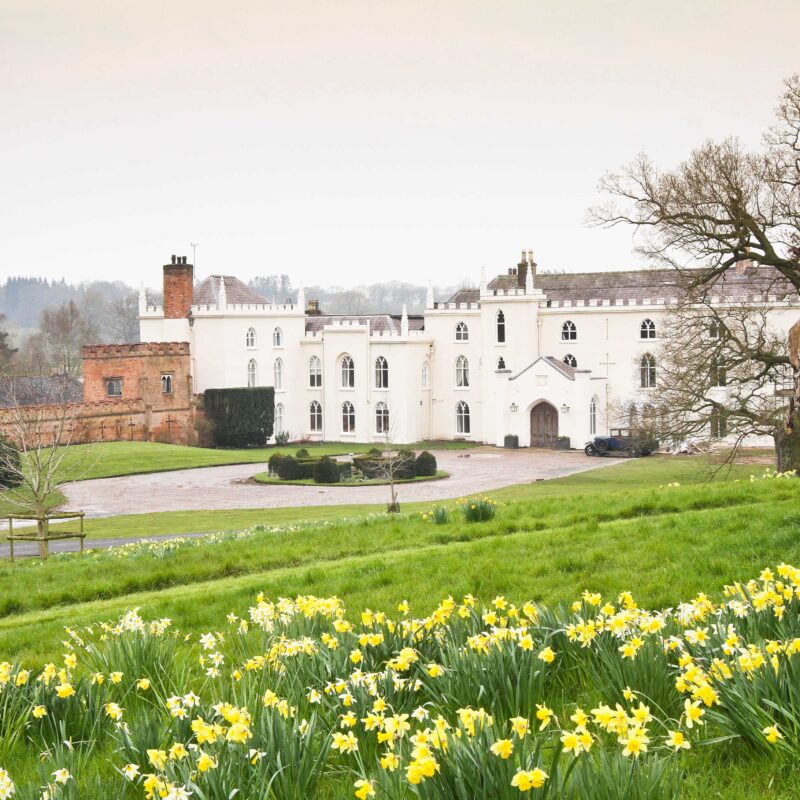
[
  {"x1": 277, "y1": 455, "x2": 301, "y2": 480},
  {"x1": 415, "y1": 450, "x2": 437, "y2": 477},
  {"x1": 396, "y1": 449, "x2": 417, "y2": 479},
  {"x1": 0, "y1": 437, "x2": 22, "y2": 488},
  {"x1": 368, "y1": 447, "x2": 382, "y2": 458},
  {"x1": 296, "y1": 448, "x2": 310, "y2": 459},
  {"x1": 313, "y1": 456, "x2": 340, "y2": 484},
  {"x1": 268, "y1": 453, "x2": 285, "y2": 475}
]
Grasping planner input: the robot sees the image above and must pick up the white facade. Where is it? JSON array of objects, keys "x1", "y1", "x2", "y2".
[{"x1": 139, "y1": 256, "x2": 799, "y2": 447}]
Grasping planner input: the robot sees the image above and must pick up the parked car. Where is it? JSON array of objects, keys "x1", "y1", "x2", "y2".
[{"x1": 584, "y1": 427, "x2": 658, "y2": 457}]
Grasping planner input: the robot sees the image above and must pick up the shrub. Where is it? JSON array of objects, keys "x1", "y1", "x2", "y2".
[
  {"x1": 313, "y1": 456, "x2": 340, "y2": 484},
  {"x1": 415, "y1": 450, "x2": 437, "y2": 477},
  {"x1": 204, "y1": 387, "x2": 274, "y2": 447},
  {"x1": 461, "y1": 496, "x2": 497, "y2": 523},
  {"x1": 274, "y1": 430, "x2": 290, "y2": 446},
  {"x1": 268, "y1": 453, "x2": 285, "y2": 475},
  {"x1": 368, "y1": 447, "x2": 382, "y2": 458},
  {"x1": 0, "y1": 437, "x2": 21, "y2": 488},
  {"x1": 295, "y1": 448, "x2": 310, "y2": 459},
  {"x1": 276, "y1": 455, "x2": 301, "y2": 480}
]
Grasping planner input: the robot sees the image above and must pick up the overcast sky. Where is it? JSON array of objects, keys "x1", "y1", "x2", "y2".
[{"x1": 1, "y1": 1, "x2": 798, "y2": 290}]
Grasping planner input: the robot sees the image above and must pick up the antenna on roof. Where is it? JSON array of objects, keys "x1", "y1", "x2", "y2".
[{"x1": 189, "y1": 242, "x2": 199, "y2": 271}]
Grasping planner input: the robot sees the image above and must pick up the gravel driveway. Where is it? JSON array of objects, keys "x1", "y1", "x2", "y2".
[{"x1": 62, "y1": 448, "x2": 621, "y2": 517}]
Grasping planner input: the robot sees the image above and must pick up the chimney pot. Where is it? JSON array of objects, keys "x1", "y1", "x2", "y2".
[{"x1": 171, "y1": 255, "x2": 176, "y2": 264}]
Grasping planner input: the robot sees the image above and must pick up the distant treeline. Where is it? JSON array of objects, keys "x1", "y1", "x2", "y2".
[{"x1": 0, "y1": 274, "x2": 463, "y2": 381}]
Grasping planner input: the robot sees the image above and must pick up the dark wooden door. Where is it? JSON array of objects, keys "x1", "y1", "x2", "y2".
[{"x1": 530, "y1": 403, "x2": 558, "y2": 447}]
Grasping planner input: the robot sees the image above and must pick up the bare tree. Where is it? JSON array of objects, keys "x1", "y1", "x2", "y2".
[
  {"x1": 0, "y1": 385, "x2": 93, "y2": 557},
  {"x1": 591, "y1": 74, "x2": 800, "y2": 468},
  {"x1": 371, "y1": 406, "x2": 414, "y2": 512},
  {"x1": 641, "y1": 295, "x2": 789, "y2": 464}
]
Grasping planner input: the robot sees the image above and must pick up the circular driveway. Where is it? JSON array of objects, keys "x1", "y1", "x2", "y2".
[{"x1": 62, "y1": 447, "x2": 621, "y2": 517}]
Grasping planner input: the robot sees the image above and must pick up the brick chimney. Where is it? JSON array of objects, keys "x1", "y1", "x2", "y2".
[{"x1": 163, "y1": 255, "x2": 194, "y2": 319}]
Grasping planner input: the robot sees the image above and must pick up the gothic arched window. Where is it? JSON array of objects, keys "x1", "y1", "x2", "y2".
[
  {"x1": 562, "y1": 320, "x2": 577, "y2": 341},
  {"x1": 340, "y1": 355, "x2": 355, "y2": 388},
  {"x1": 497, "y1": 357, "x2": 506, "y2": 370},
  {"x1": 640, "y1": 354, "x2": 656, "y2": 388},
  {"x1": 246, "y1": 327, "x2": 256, "y2": 348},
  {"x1": 273, "y1": 358, "x2": 284, "y2": 391},
  {"x1": 272, "y1": 327, "x2": 283, "y2": 347},
  {"x1": 375, "y1": 356, "x2": 389, "y2": 389},
  {"x1": 309, "y1": 401, "x2": 322, "y2": 432},
  {"x1": 711, "y1": 357, "x2": 727, "y2": 387},
  {"x1": 563, "y1": 354, "x2": 577, "y2": 368},
  {"x1": 456, "y1": 401, "x2": 471, "y2": 434},
  {"x1": 589, "y1": 396, "x2": 598, "y2": 435},
  {"x1": 342, "y1": 401, "x2": 355, "y2": 433},
  {"x1": 496, "y1": 310, "x2": 506, "y2": 343},
  {"x1": 275, "y1": 402, "x2": 285, "y2": 434},
  {"x1": 455, "y1": 321, "x2": 469, "y2": 341},
  {"x1": 247, "y1": 359, "x2": 257, "y2": 387},
  {"x1": 308, "y1": 356, "x2": 322, "y2": 388},
  {"x1": 640, "y1": 319, "x2": 656, "y2": 339},
  {"x1": 375, "y1": 401, "x2": 389, "y2": 434},
  {"x1": 421, "y1": 361, "x2": 430, "y2": 389},
  {"x1": 455, "y1": 355, "x2": 469, "y2": 387}
]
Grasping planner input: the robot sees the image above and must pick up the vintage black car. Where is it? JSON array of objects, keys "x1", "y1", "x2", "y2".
[{"x1": 584, "y1": 427, "x2": 656, "y2": 457}]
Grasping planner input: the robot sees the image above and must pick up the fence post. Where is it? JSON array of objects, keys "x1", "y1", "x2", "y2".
[{"x1": 8, "y1": 517, "x2": 13, "y2": 563}]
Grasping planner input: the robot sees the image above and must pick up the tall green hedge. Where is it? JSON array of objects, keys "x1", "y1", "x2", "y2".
[{"x1": 203, "y1": 387, "x2": 274, "y2": 448}]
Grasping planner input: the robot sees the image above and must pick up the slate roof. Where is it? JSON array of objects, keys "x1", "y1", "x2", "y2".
[
  {"x1": 445, "y1": 266, "x2": 796, "y2": 305},
  {"x1": 305, "y1": 315, "x2": 426, "y2": 334},
  {"x1": 193, "y1": 276, "x2": 268, "y2": 306}
]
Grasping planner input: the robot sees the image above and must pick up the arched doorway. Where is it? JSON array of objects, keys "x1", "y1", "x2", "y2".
[{"x1": 530, "y1": 402, "x2": 558, "y2": 447}]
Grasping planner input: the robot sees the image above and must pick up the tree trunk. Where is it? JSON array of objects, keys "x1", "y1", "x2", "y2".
[{"x1": 774, "y1": 415, "x2": 800, "y2": 473}]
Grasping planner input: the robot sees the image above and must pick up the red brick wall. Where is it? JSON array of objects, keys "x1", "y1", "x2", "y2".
[
  {"x1": 81, "y1": 342, "x2": 191, "y2": 409},
  {"x1": 163, "y1": 263, "x2": 194, "y2": 319}
]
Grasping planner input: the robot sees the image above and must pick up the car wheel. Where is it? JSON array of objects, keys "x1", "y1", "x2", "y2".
[{"x1": 584, "y1": 443, "x2": 597, "y2": 456}]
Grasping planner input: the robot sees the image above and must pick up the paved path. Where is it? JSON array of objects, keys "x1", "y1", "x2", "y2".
[
  {"x1": 61, "y1": 447, "x2": 620, "y2": 517},
  {"x1": 1, "y1": 531, "x2": 209, "y2": 559}
]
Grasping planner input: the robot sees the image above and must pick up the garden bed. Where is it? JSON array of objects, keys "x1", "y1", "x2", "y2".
[{"x1": 250, "y1": 470, "x2": 449, "y2": 487}]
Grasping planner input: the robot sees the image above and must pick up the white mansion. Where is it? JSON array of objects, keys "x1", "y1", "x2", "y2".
[{"x1": 139, "y1": 252, "x2": 797, "y2": 448}]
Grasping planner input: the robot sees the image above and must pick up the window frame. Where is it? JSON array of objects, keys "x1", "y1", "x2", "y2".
[
  {"x1": 247, "y1": 359, "x2": 258, "y2": 388},
  {"x1": 245, "y1": 327, "x2": 257, "y2": 348},
  {"x1": 496, "y1": 310, "x2": 506, "y2": 343},
  {"x1": 455, "y1": 321, "x2": 469, "y2": 341},
  {"x1": 160, "y1": 373, "x2": 174, "y2": 394},
  {"x1": 340, "y1": 355, "x2": 355, "y2": 389},
  {"x1": 561, "y1": 320, "x2": 577, "y2": 341},
  {"x1": 341, "y1": 401, "x2": 356, "y2": 433},
  {"x1": 308, "y1": 356, "x2": 322, "y2": 388},
  {"x1": 275, "y1": 402, "x2": 285, "y2": 435},
  {"x1": 421, "y1": 361, "x2": 430, "y2": 390},
  {"x1": 640, "y1": 354, "x2": 656, "y2": 389},
  {"x1": 272, "y1": 327, "x2": 283, "y2": 348},
  {"x1": 375, "y1": 356, "x2": 389, "y2": 389},
  {"x1": 274, "y1": 357, "x2": 284, "y2": 391},
  {"x1": 589, "y1": 396, "x2": 597, "y2": 435},
  {"x1": 456, "y1": 400, "x2": 471, "y2": 434},
  {"x1": 105, "y1": 377, "x2": 123, "y2": 398},
  {"x1": 563, "y1": 354, "x2": 577, "y2": 368},
  {"x1": 640, "y1": 319, "x2": 656, "y2": 339},
  {"x1": 375, "y1": 401, "x2": 389, "y2": 434},
  {"x1": 309, "y1": 400, "x2": 322, "y2": 432},
  {"x1": 455, "y1": 355, "x2": 470, "y2": 388}
]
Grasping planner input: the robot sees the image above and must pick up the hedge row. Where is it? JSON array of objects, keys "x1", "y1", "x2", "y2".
[{"x1": 267, "y1": 450, "x2": 438, "y2": 484}]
